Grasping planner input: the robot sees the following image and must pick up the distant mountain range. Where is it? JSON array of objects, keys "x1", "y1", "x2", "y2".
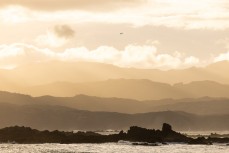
[
  {"x1": 0, "y1": 103, "x2": 228, "y2": 131},
  {"x1": 1, "y1": 61, "x2": 229, "y2": 131},
  {"x1": 0, "y1": 60, "x2": 229, "y2": 86},
  {"x1": 0, "y1": 91, "x2": 229, "y2": 115},
  {"x1": 15, "y1": 79, "x2": 229, "y2": 100},
  {"x1": 1, "y1": 61, "x2": 229, "y2": 100}
]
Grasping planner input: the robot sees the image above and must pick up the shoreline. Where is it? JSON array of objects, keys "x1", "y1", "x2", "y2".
[{"x1": 0, "y1": 123, "x2": 229, "y2": 145}]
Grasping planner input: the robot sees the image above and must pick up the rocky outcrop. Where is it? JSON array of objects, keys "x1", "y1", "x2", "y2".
[
  {"x1": 0, "y1": 123, "x2": 228, "y2": 144},
  {"x1": 125, "y1": 123, "x2": 190, "y2": 143}
]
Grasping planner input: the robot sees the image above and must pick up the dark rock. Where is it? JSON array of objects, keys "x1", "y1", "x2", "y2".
[
  {"x1": 132, "y1": 142, "x2": 159, "y2": 146},
  {"x1": 0, "y1": 124, "x2": 228, "y2": 144},
  {"x1": 189, "y1": 137, "x2": 212, "y2": 145},
  {"x1": 208, "y1": 137, "x2": 229, "y2": 143},
  {"x1": 162, "y1": 123, "x2": 172, "y2": 133},
  {"x1": 127, "y1": 126, "x2": 159, "y2": 143}
]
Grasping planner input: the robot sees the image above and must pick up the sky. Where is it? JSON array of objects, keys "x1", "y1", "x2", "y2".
[{"x1": 1, "y1": 0, "x2": 229, "y2": 69}]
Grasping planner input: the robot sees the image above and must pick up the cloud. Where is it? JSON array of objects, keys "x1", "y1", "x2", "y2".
[
  {"x1": 1, "y1": 0, "x2": 229, "y2": 29},
  {"x1": 0, "y1": 43, "x2": 54, "y2": 68},
  {"x1": 35, "y1": 25, "x2": 75, "y2": 48},
  {"x1": 0, "y1": 0, "x2": 142, "y2": 11},
  {"x1": 0, "y1": 43, "x2": 203, "y2": 70},
  {"x1": 54, "y1": 25, "x2": 75, "y2": 38},
  {"x1": 214, "y1": 51, "x2": 229, "y2": 62},
  {"x1": 184, "y1": 56, "x2": 200, "y2": 65}
]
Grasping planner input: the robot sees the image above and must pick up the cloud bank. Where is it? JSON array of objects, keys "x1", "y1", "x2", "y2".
[
  {"x1": 0, "y1": 43, "x2": 219, "y2": 70},
  {"x1": 1, "y1": 0, "x2": 229, "y2": 29},
  {"x1": 0, "y1": 0, "x2": 142, "y2": 11}
]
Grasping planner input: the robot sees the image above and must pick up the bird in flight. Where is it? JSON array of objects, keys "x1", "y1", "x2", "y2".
[{"x1": 120, "y1": 33, "x2": 123, "y2": 35}]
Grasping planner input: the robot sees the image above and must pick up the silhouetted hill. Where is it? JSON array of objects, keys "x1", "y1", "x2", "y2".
[
  {"x1": 0, "y1": 91, "x2": 229, "y2": 115},
  {"x1": 0, "y1": 91, "x2": 33, "y2": 105},
  {"x1": 151, "y1": 99, "x2": 229, "y2": 115},
  {"x1": 36, "y1": 95, "x2": 229, "y2": 115},
  {"x1": 0, "y1": 103, "x2": 228, "y2": 131}
]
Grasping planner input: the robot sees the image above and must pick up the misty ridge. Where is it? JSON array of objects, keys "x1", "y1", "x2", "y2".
[
  {"x1": 0, "y1": 60, "x2": 229, "y2": 86},
  {"x1": 1, "y1": 60, "x2": 229, "y2": 100},
  {"x1": 18, "y1": 79, "x2": 229, "y2": 100},
  {"x1": 1, "y1": 91, "x2": 229, "y2": 115},
  {"x1": 0, "y1": 91, "x2": 229, "y2": 131},
  {"x1": 0, "y1": 102, "x2": 228, "y2": 131},
  {"x1": 0, "y1": 60, "x2": 229, "y2": 131}
]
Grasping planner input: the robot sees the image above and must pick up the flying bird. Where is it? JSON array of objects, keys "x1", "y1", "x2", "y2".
[{"x1": 120, "y1": 32, "x2": 123, "y2": 35}]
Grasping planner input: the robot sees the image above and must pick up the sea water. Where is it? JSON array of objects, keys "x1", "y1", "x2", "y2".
[{"x1": 0, "y1": 143, "x2": 228, "y2": 153}]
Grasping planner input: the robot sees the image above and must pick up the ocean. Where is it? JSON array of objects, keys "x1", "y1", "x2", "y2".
[{"x1": 0, "y1": 143, "x2": 228, "y2": 153}]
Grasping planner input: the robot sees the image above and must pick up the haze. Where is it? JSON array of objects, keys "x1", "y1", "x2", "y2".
[{"x1": 0, "y1": 0, "x2": 229, "y2": 131}]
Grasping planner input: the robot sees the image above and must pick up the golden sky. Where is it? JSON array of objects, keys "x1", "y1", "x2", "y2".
[{"x1": 1, "y1": 0, "x2": 229, "y2": 69}]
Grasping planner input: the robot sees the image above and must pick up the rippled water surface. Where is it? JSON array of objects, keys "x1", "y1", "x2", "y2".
[{"x1": 0, "y1": 143, "x2": 228, "y2": 153}]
